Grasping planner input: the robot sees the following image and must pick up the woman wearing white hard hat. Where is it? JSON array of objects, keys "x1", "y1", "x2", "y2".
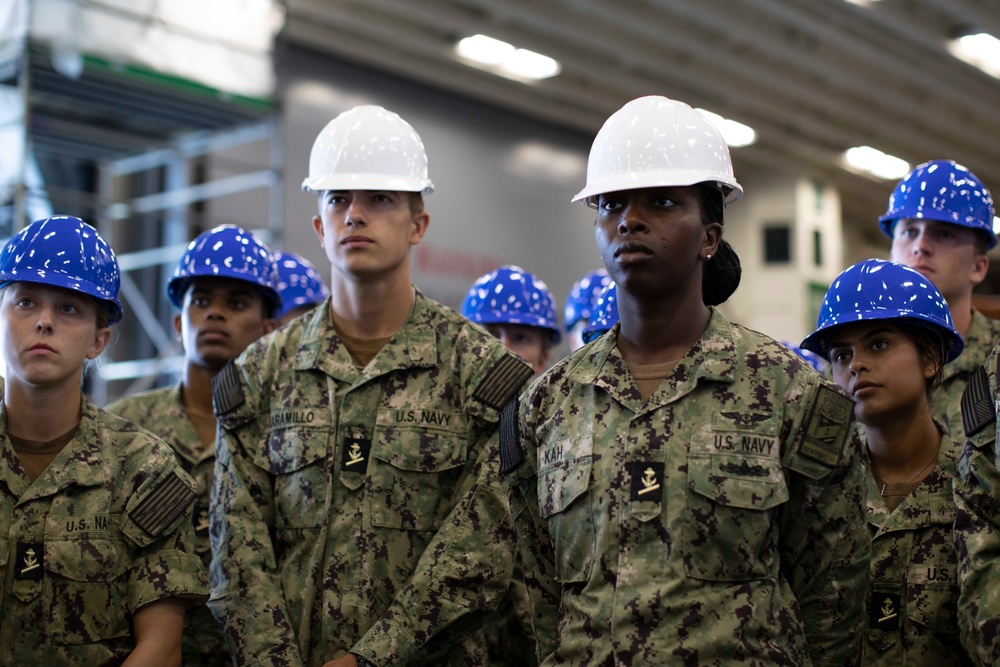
[{"x1": 501, "y1": 96, "x2": 870, "y2": 665}]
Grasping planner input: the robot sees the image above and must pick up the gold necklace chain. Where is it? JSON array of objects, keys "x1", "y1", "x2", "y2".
[{"x1": 873, "y1": 448, "x2": 938, "y2": 497}]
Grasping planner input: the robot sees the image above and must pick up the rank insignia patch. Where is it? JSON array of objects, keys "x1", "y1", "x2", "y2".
[
  {"x1": 341, "y1": 436, "x2": 371, "y2": 471},
  {"x1": 800, "y1": 386, "x2": 852, "y2": 466},
  {"x1": 16, "y1": 542, "x2": 43, "y2": 581},
  {"x1": 962, "y1": 365, "x2": 994, "y2": 437},
  {"x1": 870, "y1": 592, "x2": 901, "y2": 631},
  {"x1": 630, "y1": 461, "x2": 664, "y2": 503}
]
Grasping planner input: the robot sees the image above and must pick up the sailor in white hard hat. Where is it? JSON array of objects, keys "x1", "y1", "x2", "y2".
[{"x1": 209, "y1": 105, "x2": 534, "y2": 667}]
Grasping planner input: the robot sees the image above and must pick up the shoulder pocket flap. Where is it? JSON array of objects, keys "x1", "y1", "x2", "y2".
[
  {"x1": 690, "y1": 454, "x2": 788, "y2": 510},
  {"x1": 967, "y1": 422, "x2": 995, "y2": 451}
]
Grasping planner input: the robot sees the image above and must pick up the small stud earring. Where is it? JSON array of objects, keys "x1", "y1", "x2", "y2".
[{"x1": 705, "y1": 254, "x2": 712, "y2": 260}]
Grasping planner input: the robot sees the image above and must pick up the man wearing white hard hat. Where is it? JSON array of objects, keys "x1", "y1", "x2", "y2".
[
  {"x1": 500, "y1": 96, "x2": 870, "y2": 664},
  {"x1": 208, "y1": 106, "x2": 533, "y2": 667}
]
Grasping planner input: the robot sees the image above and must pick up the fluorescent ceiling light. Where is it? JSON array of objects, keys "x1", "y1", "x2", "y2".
[
  {"x1": 505, "y1": 49, "x2": 561, "y2": 80},
  {"x1": 948, "y1": 33, "x2": 1000, "y2": 79},
  {"x1": 843, "y1": 146, "x2": 910, "y2": 180},
  {"x1": 695, "y1": 108, "x2": 757, "y2": 148},
  {"x1": 842, "y1": 0, "x2": 882, "y2": 6},
  {"x1": 456, "y1": 35, "x2": 513, "y2": 66},
  {"x1": 455, "y1": 34, "x2": 561, "y2": 81}
]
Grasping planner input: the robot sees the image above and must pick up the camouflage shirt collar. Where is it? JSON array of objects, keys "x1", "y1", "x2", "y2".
[
  {"x1": 1, "y1": 394, "x2": 107, "y2": 501},
  {"x1": 944, "y1": 307, "x2": 1000, "y2": 377},
  {"x1": 865, "y1": 433, "x2": 957, "y2": 532},
  {"x1": 571, "y1": 307, "x2": 737, "y2": 407},
  {"x1": 168, "y1": 382, "x2": 212, "y2": 465},
  {"x1": 295, "y1": 288, "x2": 439, "y2": 380}
]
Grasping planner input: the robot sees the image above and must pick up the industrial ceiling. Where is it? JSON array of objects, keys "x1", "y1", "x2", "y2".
[{"x1": 283, "y1": 0, "x2": 1000, "y2": 249}]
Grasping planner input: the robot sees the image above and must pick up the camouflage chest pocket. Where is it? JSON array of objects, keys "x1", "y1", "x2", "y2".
[
  {"x1": 268, "y1": 425, "x2": 331, "y2": 529},
  {"x1": 906, "y1": 538, "x2": 960, "y2": 638},
  {"x1": 682, "y1": 452, "x2": 788, "y2": 581},
  {"x1": 370, "y1": 411, "x2": 469, "y2": 532},
  {"x1": 43, "y1": 535, "x2": 130, "y2": 645},
  {"x1": 537, "y1": 437, "x2": 595, "y2": 583}
]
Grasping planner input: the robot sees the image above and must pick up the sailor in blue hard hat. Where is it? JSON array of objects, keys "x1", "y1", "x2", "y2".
[
  {"x1": 879, "y1": 159, "x2": 1000, "y2": 438},
  {"x1": 106, "y1": 223, "x2": 279, "y2": 664},
  {"x1": 581, "y1": 281, "x2": 618, "y2": 346},
  {"x1": 165, "y1": 224, "x2": 280, "y2": 378},
  {"x1": 0, "y1": 215, "x2": 207, "y2": 663},
  {"x1": 801, "y1": 258, "x2": 969, "y2": 665},
  {"x1": 564, "y1": 268, "x2": 612, "y2": 352},
  {"x1": 462, "y1": 265, "x2": 561, "y2": 375},
  {"x1": 273, "y1": 251, "x2": 329, "y2": 327}
]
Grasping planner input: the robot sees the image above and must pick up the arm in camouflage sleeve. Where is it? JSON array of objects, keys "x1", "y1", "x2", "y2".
[
  {"x1": 122, "y1": 446, "x2": 208, "y2": 614},
  {"x1": 208, "y1": 363, "x2": 304, "y2": 667},
  {"x1": 502, "y1": 399, "x2": 561, "y2": 663},
  {"x1": 504, "y1": 451, "x2": 560, "y2": 662},
  {"x1": 780, "y1": 389, "x2": 870, "y2": 667},
  {"x1": 350, "y1": 430, "x2": 517, "y2": 666},
  {"x1": 955, "y1": 363, "x2": 1000, "y2": 667}
]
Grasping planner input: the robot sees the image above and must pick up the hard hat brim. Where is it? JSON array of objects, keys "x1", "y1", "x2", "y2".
[
  {"x1": 800, "y1": 310, "x2": 963, "y2": 364},
  {"x1": 302, "y1": 173, "x2": 435, "y2": 195},
  {"x1": 877, "y1": 213, "x2": 998, "y2": 249},
  {"x1": 1, "y1": 272, "x2": 123, "y2": 324},
  {"x1": 168, "y1": 274, "x2": 282, "y2": 312},
  {"x1": 572, "y1": 170, "x2": 743, "y2": 206}
]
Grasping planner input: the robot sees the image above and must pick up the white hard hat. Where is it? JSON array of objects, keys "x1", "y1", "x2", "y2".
[
  {"x1": 573, "y1": 96, "x2": 743, "y2": 207},
  {"x1": 301, "y1": 105, "x2": 435, "y2": 195}
]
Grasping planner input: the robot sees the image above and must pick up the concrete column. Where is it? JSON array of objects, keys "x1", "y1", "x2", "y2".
[{"x1": 720, "y1": 174, "x2": 844, "y2": 344}]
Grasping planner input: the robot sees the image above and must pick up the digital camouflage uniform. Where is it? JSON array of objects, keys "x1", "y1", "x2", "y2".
[
  {"x1": 482, "y1": 570, "x2": 538, "y2": 667},
  {"x1": 503, "y1": 309, "x2": 871, "y2": 666},
  {"x1": 107, "y1": 384, "x2": 230, "y2": 666},
  {"x1": 954, "y1": 353, "x2": 1000, "y2": 667},
  {"x1": 209, "y1": 291, "x2": 533, "y2": 667},
  {"x1": 862, "y1": 435, "x2": 972, "y2": 666},
  {"x1": 932, "y1": 308, "x2": 1000, "y2": 442},
  {"x1": 0, "y1": 388, "x2": 208, "y2": 666}
]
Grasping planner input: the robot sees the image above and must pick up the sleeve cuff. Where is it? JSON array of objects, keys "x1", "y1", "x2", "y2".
[
  {"x1": 352, "y1": 620, "x2": 419, "y2": 667},
  {"x1": 128, "y1": 549, "x2": 209, "y2": 613}
]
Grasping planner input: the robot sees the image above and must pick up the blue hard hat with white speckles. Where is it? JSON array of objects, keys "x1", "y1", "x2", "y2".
[
  {"x1": 167, "y1": 225, "x2": 281, "y2": 311},
  {"x1": 582, "y1": 281, "x2": 618, "y2": 344},
  {"x1": 0, "y1": 215, "x2": 123, "y2": 324},
  {"x1": 878, "y1": 159, "x2": 996, "y2": 249},
  {"x1": 274, "y1": 252, "x2": 329, "y2": 319},
  {"x1": 800, "y1": 259, "x2": 962, "y2": 363},
  {"x1": 461, "y1": 265, "x2": 561, "y2": 344},
  {"x1": 564, "y1": 268, "x2": 612, "y2": 333}
]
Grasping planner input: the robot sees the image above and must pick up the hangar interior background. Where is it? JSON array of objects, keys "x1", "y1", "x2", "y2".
[{"x1": 3, "y1": 0, "x2": 1000, "y2": 400}]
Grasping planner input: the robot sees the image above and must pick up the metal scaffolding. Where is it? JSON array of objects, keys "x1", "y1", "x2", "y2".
[
  {"x1": 0, "y1": 3, "x2": 283, "y2": 403},
  {"x1": 94, "y1": 119, "x2": 284, "y2": 405}
]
